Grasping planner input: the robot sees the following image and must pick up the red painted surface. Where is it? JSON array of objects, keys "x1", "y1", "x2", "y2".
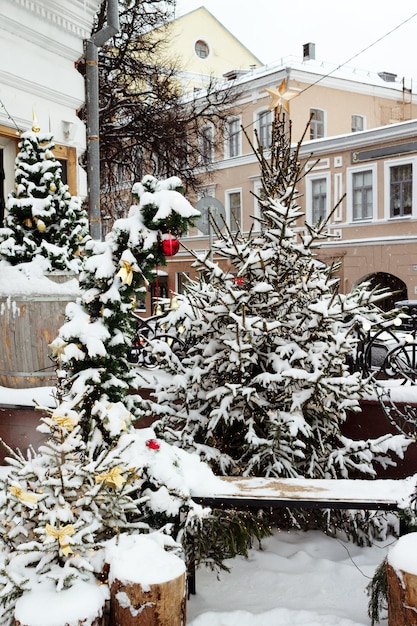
[
  {"x1": 342, "y1": 400, "x2": 417, "y2": 479},
  {"x1": 0, "y1": 398, "x2": 416, "y2": 478}
]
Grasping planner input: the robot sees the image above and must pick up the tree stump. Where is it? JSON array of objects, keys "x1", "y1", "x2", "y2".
[
  {"x1": 110, "y1": 572, "x2": 186, "y2": 626},
  {"x1": 386, "y1": 533, "x2": 417, "y2": 626},
  {"x1": 106, "y1": 535, "x2": 186, "y2": 626}
]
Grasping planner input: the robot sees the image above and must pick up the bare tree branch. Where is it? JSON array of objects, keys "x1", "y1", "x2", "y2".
[{"x1": 79, "y1": 0, "x2": 241, "y2": 228}]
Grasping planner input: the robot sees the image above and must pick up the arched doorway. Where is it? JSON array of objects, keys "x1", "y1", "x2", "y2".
[{"x1": 354, "y1": 272, "x2": 407, "y2": 311}]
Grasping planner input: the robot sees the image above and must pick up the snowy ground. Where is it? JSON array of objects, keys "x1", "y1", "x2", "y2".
[{"x1": 187, "y1": 529, "x2": 391, "y2": 626}]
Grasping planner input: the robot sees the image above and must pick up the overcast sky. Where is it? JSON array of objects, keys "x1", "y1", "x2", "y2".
[{"x1": 175, "y1": 1, "x2": 417, "y2": 83}]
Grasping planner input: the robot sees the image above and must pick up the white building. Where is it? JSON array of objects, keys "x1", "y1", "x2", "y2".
[{"x1": 0, "y1": 0, "x2": 103, "y2": 216}]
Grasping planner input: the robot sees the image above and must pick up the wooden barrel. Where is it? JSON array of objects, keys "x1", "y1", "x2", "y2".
[{"x1": 0, "y1": 293, "x2": 75, "y2": 389}]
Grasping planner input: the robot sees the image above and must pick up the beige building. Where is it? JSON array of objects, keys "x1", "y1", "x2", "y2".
[
  {"x1": 4, "y1": 3, "x2": 414, "y2": 313},
  {"x1": 146, "y1": 14, "x2": 417, "y2": 315},
  {"x1": 297, "y1": 119, "x2": 417, "y2": 307}
]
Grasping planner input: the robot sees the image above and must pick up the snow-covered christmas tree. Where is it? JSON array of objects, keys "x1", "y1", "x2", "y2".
[
  {"x1": 0, "y1": 123, "x2": 89, "y2": 272},
  {"x1": 150, "y1": 113, "x2": 411, "y2": 541},
  {"x1": 0, "y1": 175, "x2": 229, "y2": 624}
]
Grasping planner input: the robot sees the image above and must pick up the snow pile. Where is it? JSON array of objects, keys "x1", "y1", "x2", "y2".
[
  {"x1": 105, "y1": 533, "x2": 185, "y2": 586},
  {"x1": 0, "y1": 385, "x2": 56, "y2": 408},
  {"x1": 0, "y1": 257, "x2": 80, "y2": 298},
  {"x1": 14, "y1": 580, "x2": 108, "y2": 626},
  {"x1": 188, "y1": 529, "x2": 393, "y2": 626},
  {"x1": 387, "y1": 532, "x2": 417, "y2": 576},
  {"x1": 119, "y1": 427, "x2": 234, "y2": 500}
]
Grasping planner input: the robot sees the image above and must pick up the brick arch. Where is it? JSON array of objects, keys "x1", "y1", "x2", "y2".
[{"x1": 353, "y1": 272, "x2": 407, "y2": 311}]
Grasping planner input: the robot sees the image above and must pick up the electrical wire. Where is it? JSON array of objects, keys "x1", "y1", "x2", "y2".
[
  {"x1": 0, "y1": 98, "x2": 22, "y2": 134},
  {"x1": 301, "y1": 10, "x2": 417, "y2": 95},
  {"x1": 239, "y1": 10, "x2": 417, "y2": 135}
]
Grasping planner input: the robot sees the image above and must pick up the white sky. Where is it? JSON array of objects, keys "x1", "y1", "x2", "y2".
[{"x1": 175, "y1": 1, "x2": 417, "y2": 83}]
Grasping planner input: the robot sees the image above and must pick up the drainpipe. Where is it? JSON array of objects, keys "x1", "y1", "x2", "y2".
[{"x1": 85, "y1": 0, "x2": 119, "y2": 240}]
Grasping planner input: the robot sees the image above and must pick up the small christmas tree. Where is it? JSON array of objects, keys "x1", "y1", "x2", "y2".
[
  {"x1": 151, "y1": 114, "x2": 410, "y2": 541},
  {"x1": 0, "y1": 125, "x2": 89, "y2": 271},
  {"x1": 0, "y1": 175, "x2": 210, "y2": 623}
]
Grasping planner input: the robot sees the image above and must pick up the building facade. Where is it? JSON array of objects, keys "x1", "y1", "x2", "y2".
[
  {"x1": 151, "y1": 41, "x2": 417, "y2": 315},
  {"x1": 0, "y1": 0, "x2": 102, "y2": 221}
]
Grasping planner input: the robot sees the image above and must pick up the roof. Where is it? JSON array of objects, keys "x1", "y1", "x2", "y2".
[{"x1": 171, "y1": 6, "x2": 264, "y2": 67}]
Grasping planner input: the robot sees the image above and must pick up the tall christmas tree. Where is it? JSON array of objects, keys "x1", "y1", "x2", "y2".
[
  {"x1": 150, "y1": 114, "x2": 411, "y2": 541},
  {"x1": 0, "y1": 124, "x2": 89, "y2": 271}
]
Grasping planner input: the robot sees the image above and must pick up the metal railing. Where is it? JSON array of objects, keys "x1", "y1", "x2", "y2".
[
  {"x1": 357, "y1": 309, "x2": 417, "y2": 438},
  {"x1": 127, "y1": 307, "x2": 189, "y2": 369}
]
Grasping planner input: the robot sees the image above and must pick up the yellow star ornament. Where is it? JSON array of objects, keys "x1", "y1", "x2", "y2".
[
  {"x1": 95, "y1": 466, "x2": 126, "y2": 489},
  {"x1": 265, "y1": 78, "x2": 299, "y2": 113}
]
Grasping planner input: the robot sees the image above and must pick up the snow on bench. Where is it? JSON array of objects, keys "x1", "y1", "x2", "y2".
[{"x1": 193, "y1": 475, "x2": 417, "y2": 511}]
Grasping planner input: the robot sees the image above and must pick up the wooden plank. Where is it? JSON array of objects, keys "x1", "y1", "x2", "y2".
[{"x1": 193, "y1": 476, "x2": 416, "y2": 511}]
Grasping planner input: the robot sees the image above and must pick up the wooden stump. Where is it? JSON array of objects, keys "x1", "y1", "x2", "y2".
[
  {"x1": 386, "y1": 533, "x2": 417, "y2": 626},
  {"x1": 386, "y1": 562, "x2": 417, "y2": 626},
  {"x1": 109, "y1": 572, "x2": 186, "y2": 626},
  {"x1": 106, "y1": 535, "x2": 186, "y2": 626}
]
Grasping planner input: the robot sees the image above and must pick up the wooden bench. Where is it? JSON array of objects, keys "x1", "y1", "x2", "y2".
[{"x1": 189, "y1": 475, "x2": 416, "y2": 594}]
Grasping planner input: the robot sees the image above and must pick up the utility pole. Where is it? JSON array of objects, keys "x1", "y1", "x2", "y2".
[{"x1": 85, "y1": 0, "x2": 119, "y2": 240}]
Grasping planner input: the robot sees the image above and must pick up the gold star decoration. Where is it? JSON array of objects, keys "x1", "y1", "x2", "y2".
[
  {"x1": 95, "y1": 466, "x2": 126, "y2": 490},
  {"x1": 265, "y1": 78, "x2": 299, "y2": 114},
  {"x1": 49, "y1": 339, "x2": 68, "y2": 360}
]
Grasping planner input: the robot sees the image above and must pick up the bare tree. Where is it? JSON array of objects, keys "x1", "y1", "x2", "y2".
[{"x1": 81, "y1": 0, "x2": 240, "y2": 227}]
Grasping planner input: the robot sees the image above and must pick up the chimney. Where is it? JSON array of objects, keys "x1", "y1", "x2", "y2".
[{"x1": 303, "y1": 42, "x2": 315, "y2": 61}]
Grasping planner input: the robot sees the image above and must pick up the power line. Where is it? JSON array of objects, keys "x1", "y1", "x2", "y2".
[
  {"x1": 0, "y1": 98, "x2": 22, "y2": 135},
  {"x1": 240, "y1": 10, "x2": 417, "y2": 135},
  {"x1": 301, "y1": 10, "x2": 417, "y2": 95}
]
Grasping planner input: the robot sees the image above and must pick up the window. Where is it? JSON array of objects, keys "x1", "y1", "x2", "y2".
[
  {"x1": 176, "y1": 272, "x2": 190, "y2": 294},
  {"x1": 390, "y1": 163, "x2": 412, "y2": 217},
  {"x1": 311, "y1": 178, "x2": 327, "y2": 223},
  {"x1": 225, "y1": 117, "x2": 241, "y2": 158},
  {"x1": 352, "y1": 170, "x2": 373, "y2": 220},
  {"x1": 257, "y1": 110, "x2": 272, "y2": 149},
  {"x1": 310, "y1": 108, "x2": 325, "y2": 139},
  {"x1": 227, "y1": 191, "x2": 241, "y2": 231},
  {"x1": 195, "y1": 40, "x2": 209, "y2": 59},
  {"x1": 200, "y1": 125, "x2": 214, "y2": 164},
  {"x1": 253, "y1": 180, "x2": 265, "y2": 231},
  {"x1": 352, "y1": 115, "x2": 365, "y2": 132}
]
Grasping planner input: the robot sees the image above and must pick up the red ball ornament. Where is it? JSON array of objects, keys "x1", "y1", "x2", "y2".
[
  {"x1": 161, "y1": 234, "x2": 180, "y2": 257},
  {"x1": 146, "y1": 438, "x2": 160, "y2": 450}
]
